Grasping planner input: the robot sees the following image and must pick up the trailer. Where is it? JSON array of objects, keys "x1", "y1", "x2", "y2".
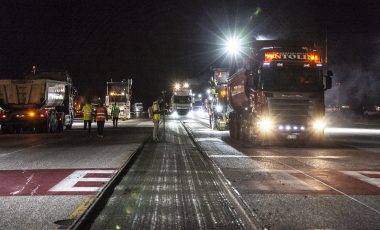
[{"x1": 0, "y1": 72, "x2": 76, "y2": 133}]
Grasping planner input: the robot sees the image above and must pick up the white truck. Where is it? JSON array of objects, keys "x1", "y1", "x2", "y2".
[
  {"x1": 0, "y1": 72, "x2": 76, "y2": 133},
  {"x1": 171, "y1": 83, "x2": 192, "y2": 115},
  {"x1": 105, "y1": 79, "x2": 132, "y2": 120}
]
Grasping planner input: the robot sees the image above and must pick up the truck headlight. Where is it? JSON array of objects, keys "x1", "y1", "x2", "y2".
[
  {"x1": 312, "y1": 119, "x2": 326, "y2": 130},
  {"x1": 258, "y1": 117, "x2": 273, "y2": 131},
  {"x1": 216, "y1": 105, "x2": 223, "y2": 112}
]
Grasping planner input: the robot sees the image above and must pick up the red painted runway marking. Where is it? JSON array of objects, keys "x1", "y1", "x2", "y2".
[{"x1": 0, "y1": 169, "x2": 116, "y2": 196}]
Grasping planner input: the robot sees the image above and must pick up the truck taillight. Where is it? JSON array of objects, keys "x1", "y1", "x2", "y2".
[
  {"x1": 0, "y1": 114, "x2": 6, "y2": 119},
  {"x1": 39, "y1": 113, "x2": 46, "y2": 118}
]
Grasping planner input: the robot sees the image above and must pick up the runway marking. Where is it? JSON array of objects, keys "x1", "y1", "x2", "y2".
[
  {"x1": 49, "y1": 170, "x2": 116, "y2": 192},
  {"x1": 0, "y1": 168, "x2": 116, "y2": 196},
  {"x1": 209, "y1": 155, "x2": 348, "y2": 159},
  {"x1": 274, "y1": 161, "x2": 380, "y2": 214},
  {"x1": 223, "y1": 168, "x2": 380, "y2": 194},
  {"x1": 341, "y1": 171, "x2": 380, "y2": 188}
]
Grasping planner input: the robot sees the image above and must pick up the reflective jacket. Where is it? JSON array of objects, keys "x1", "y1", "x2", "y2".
[
  {"x1": 152, "y1": 101, "x2": 160, "y2": 120},
  {"x1": 82, "y1": 104, "x2": 93, "y2": 121},
  {"x1": 111, "y1": 105, "x2": 120, "y2": 118},
  {"x1": 96, "y1": 106, "x2": 107, "y2": 122}
]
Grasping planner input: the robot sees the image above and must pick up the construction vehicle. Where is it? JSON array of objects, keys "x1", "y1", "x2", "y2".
[
  {"x1": 228, "y1": 41, "x2": 332, "y2": 144},
  {"x1": 0, "y1": 71, "x2": 76, "y2": 133},
  {"x1": 207, "y1": 68, "x2": 230, "y2": 130},
  {"x1": 171, "y1": 82, "x2": 192, "y2": 115},
  {"x1": 105, "y1": 79, "x2": 132, "y2": 120},
  {"x1": 133, "y1": 102, "x2": 143, "y2": 113}
]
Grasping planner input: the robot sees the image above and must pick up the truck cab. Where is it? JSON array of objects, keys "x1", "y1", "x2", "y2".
[
  {"x1": 171, "y1": 83, "x2": 193, "y2": 116},
  {"x1": 228, "y1": 41, "x2": 332, "y2": 144}
]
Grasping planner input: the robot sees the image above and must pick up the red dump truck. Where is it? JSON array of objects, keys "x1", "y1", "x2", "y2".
[
  {"x1": 0, "y1": 72, "x2": 76, "y2": 133},
  {"x1": 228, "y1": 41, "x2": 332, "y2": 144}
]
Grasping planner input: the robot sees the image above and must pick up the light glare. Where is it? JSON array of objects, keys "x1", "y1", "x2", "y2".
[{"x1": 225, "y1": 38, "x2": 242, "y2": 55}]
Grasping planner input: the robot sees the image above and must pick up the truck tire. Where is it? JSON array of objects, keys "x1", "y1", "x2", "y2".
[
  {"x1": 247, "y1": 113, "x2": 256, "y2": 143},
  {"x1": 65, "y1": 114, "x2": 73, "y2": 130},
  {"x1": 241, "y1": 114, "x2": 249, "y2": 141},
  {"x1": 229, "y1": 113, "x2": 236, "y2": 139},
  {"x1": 49, "y1": 112, "x2": 58, "y2": 133},
  {"x1": 57, "y1": 112, "x2": 64, "y2": 132},
  {"x1": 236, "y1": 114, "x2": 242, "y2": 140},
  {"x1": 211, "y1": 115, "x2": 216, "y2": 130}
]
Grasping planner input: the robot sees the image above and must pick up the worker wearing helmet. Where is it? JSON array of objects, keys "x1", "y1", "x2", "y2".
[
  {"x1": 82, "y1": 101, "x2": 93, "y2": 134},
  {"x1": 111, "y1": 103, "x2": 120, "y2": 128},
  {"x1": 95, "y1": 101, "x2": 108, "y2": 138},
  {"x1": 152, "y1": 99, "x2": 161, "y2": 142}
]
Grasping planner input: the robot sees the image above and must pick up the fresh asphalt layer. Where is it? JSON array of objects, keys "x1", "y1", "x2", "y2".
[
  {"x1": 90, "y1": 120, "x2": 255, "y2": 230},
  {"x1": 0, "y1": 119, "x2": 152, "y2": 230}
]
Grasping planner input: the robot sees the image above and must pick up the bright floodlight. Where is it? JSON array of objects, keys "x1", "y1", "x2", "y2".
[
  {"x1": 198, "y1": 94, "x2": 202, "y2": 98},
  {"x1": 225, "y1": 38, "x2": 242, "y2": 55},
  {"x1": 183, "y1": 82, "x2": 189, "y2": 88}
]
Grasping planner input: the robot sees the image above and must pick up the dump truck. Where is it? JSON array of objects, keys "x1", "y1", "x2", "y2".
[
  {"x1": 0, "y1": 72, "x2": 76, "y2": 133},
  {"x1": 105, "y1": 79, "x2": 132, "y2": 120},
  {"x1": 228, "y1": 41, "x2": 332, "y2": 144}
]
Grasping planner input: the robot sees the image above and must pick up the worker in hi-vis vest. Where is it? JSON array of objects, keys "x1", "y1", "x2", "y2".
[
  {"x1": 152, "y1": 99, "x2": 160, "y2": 142},
  {"x1": 95, "y1": 101, "x2": 108, "y2": 138},
  {"x1": 82, "y1": 101, "x2": 93, "y2": 134}
]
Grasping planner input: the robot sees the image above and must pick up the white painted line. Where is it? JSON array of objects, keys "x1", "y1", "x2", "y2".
[
  {"x1": 195, "y1": 138, "x2": 223, "y2": 142},
  {"x1": 325, "y1": 127, "x2": 380, "y2": 135},
  {"x1": 78, "y1": 178, "x2": 111, "y2": 182},
  {"x1": 0, "y1": 144, "x2": 45, "y2": 157},
  {"x1": 209, "y1": 155, "x2": 348, "y2": 159},
  {"x1": 49, "y1": 170, "x2": 116, "y2": 192},
  {"x1": 341, "y1": 171, "x2": 380, "y2": 188}
]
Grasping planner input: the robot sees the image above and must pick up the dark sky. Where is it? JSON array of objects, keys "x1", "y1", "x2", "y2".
[{"x1": 1, "y1": 0, "x2": 379, "y2": 104}]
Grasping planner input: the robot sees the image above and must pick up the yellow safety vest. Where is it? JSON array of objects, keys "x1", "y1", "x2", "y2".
[
  {"x1": 152, "y1": 101, "x2": 160, "y2": 120},
  {"x1": 82, "y1": 104, "x2": 93, "y2": 121}
]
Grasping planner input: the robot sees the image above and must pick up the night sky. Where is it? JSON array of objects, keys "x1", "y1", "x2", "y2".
[{"x1": 1, "y1": 0, "x2": 379, "y2": 105}]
